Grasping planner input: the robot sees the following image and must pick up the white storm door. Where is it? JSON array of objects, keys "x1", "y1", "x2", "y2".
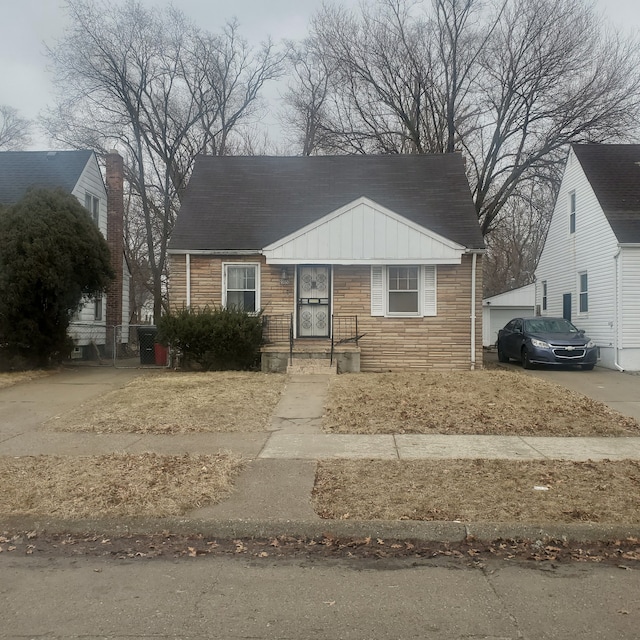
[{"x1": 297, "y1": 265, "x2": 331, "y2": 337}]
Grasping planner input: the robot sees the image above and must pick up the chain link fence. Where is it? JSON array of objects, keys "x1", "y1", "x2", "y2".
[{"x1": 65, "y1": 324, "x2": 168, "y2": 368}]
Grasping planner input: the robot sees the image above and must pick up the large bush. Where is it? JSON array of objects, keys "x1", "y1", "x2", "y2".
[
  {"x1": 157, "y1": 306, "x2": 263, "y2": 370},
  {"x1": 0, "y1": 188, "x2": 114, "y2": 369}
]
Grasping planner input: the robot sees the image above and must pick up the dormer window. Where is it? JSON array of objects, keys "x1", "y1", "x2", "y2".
[{"x1": 85, "y1": 193, "x2": 100, "y2": 225}]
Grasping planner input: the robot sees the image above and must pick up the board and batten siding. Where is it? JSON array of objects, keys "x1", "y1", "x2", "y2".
[
  {"x1": 535, "y1": 148, "x2": 618, "y2": 365},
  {"x1": 168, "y1": 253, "x2": 482, "y2": 370}
]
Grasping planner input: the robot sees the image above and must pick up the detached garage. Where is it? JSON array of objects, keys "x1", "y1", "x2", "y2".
[{"x1": 482, "y1": 284, "x2": 536, "y2": 347}]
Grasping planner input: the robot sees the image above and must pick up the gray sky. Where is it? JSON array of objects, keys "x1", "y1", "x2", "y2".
[{"x1": 1, "y1": 0, "x2": 639, "y2": 149}]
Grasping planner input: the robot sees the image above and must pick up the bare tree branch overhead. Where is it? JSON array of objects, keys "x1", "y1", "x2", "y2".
[
  {"x1": 284, "y1": 0, "x2": 640, "y2": 254},
  {"x1": 0, "y1": 105, "x2": 32, "y2": 150},
  {"x1": 43, "y1": 0, "x2": 284, "y2": 321}
]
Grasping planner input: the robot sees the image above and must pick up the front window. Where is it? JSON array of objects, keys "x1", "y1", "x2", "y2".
[
  {"x1": 387, "y1": 266, "x2": 419, "y2": 314},
  {"x1": 94, "y1": 297, "x2": 103, "y2": 321},
  {"x1": 224, "y1": 264, "x2": 258, "y2": 312},
  {"x1": 542, "y1": 281, "x2": 547, "y2": 311},
  {"x1": 579, "y1": 272, "x2": 588, "y2": 313}
]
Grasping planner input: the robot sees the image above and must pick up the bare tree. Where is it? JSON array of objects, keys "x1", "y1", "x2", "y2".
[
  {"x1": 0, "y1": 105, "x2": 32, "y2": 150},
  {"x1": 483, "y1": 179, "x2": 555, "y2": 297},
  {"x1": 281, "y1": 39, "x2": 334, "y2": 155},
  {"x1": 291, "y1": 0, "x2": 640, "y2": 230},
  {"x1": 43, "y1": 0, "x2": 283, "y2": 321}
]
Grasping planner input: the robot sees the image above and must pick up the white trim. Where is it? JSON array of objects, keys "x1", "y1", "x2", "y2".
[
  {"x1": 266, "y1": 257, "x2": 459, "y2": 265},
  {"x1": 168, "y1": 249, "x2": 259, "y2": 256},
  {"x1": 222, "y1": 262, "x2": 261, "y2": 312}
]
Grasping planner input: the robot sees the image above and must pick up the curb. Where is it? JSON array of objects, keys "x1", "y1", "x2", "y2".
[{"x1": 3, "y1": 516, "x2": 640, "y2": 544}]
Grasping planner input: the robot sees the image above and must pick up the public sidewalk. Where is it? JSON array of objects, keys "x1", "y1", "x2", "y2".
[{"x1": 2, "y1": 367, "x2": 640, "y2": 541}]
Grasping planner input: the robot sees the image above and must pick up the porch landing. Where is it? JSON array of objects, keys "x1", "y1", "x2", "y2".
[{"x1": 261, "y1": 341, "x2": 360, "y2": 374}]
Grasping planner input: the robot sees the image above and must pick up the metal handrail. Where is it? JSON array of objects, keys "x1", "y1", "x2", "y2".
[{"x1": 330, "y1": 315, "x2": 363, "y2": 364}]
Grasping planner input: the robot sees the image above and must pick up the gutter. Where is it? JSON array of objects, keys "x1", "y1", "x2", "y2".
[
  {"x1": 469, "y1": 251, "x2": 479, "y2": 370},
  {"x1": 186, "y1": 253, "x2": 191, "y2": 308}
]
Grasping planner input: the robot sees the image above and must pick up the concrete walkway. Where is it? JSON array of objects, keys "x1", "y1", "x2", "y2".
[{"x1": 2, "y1": 366, "x2": 640, "y2": 539}]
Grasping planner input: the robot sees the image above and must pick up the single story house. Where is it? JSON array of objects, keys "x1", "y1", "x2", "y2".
[
  {"x1": 482, "y1": 284, "x2": 536, "y2": 347},
  {"x1": 535, "y1": 144, "x2": 640, "y2": 371},
  {"x1": 168, "y1": 154, "x2": 485, "y2": 372},
  {"x1": 0, "y1": 150, "x2": 130, "y2": 358}
]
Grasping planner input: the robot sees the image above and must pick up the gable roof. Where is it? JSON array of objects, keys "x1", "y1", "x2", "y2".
[
  {"x1": 0, "y1": 150, "x2": 94, "y2": 204},
  {"x1": 263, "y1": 196, "x2": 467, "y2": 264},
  {"x1": 169, "y1": 154, "x2": 484, "y2": 253},
  {"x1": 572, "y1": 144, "x2": 640, "y2": 244}
]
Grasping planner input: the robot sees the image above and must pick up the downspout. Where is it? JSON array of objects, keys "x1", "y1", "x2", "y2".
[
  {"x1": 470, "y1": 252, "x2": 477, "y2": 370},
  {"x1": 613, "y1": 249, "x2": 624, "y2": 371},
  {"x1": 186, "y1": 253, "x2": 191, "y2": 308}
]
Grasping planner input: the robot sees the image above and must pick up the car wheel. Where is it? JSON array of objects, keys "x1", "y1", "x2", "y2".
[
  {"x1": 497, "y1": 342, "x2": 509, "y2": 363},
  {"x1": 521, "y1": 347, "x2": 534, "y2": 369},
  {"x1": 582, "y1": 364, "x2": 595, "y2": 371}
]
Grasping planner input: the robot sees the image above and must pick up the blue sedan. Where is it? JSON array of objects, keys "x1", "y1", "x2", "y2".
[{"x1": 497, "y1": 317, "x2": 598, "y2": 370}]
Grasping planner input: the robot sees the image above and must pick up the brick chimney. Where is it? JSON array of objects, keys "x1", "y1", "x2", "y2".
[{"x1": 105, "y1": 151, "x2": 124, "y2": 357}]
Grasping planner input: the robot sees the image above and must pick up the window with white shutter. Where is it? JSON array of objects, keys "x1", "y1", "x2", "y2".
[
  {"x1": 422, "y1": 265, "x2": 436, "y2": 316},
  {"x1": 370, "y1": 266, "x2": 384, "y2": 316},
  {"x1": 370, "y1": 265, "x2": 437, "y2": 317}
]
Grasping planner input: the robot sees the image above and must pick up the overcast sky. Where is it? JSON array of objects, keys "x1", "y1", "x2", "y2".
[{"x1": 1, "y1": 0, "x2": 639, "y2": 149}]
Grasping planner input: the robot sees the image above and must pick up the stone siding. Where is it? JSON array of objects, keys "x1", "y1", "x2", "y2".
[{"x1": 168, "y1": 253, "x2": 482, "y2": 370}]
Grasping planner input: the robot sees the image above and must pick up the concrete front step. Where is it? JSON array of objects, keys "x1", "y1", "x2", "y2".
[{"x1": 287, "y1": 357, "x2": 337, "y2": 375}]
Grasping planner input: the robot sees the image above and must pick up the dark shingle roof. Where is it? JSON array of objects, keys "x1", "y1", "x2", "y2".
[
  {"x1": 572, "y1": 144, "x2": 640, "y2": 243},
  {"x1": 169, "y1": 154, "x2": 484, "y2": 251},
  {"x1": 0, "y1": 150, "x2": 93, "y2": 204}
]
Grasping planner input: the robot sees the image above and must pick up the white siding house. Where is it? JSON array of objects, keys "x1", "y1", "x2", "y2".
[
  {"x1": 535, "y1": 144, "x2": 640, "y2": 370},
  {"x1": 0, "y1": 150, "x2": 130, "y2": 359}
]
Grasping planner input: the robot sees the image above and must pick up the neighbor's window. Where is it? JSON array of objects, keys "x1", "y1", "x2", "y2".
[
  {"x1": 94, "y1": 297, "x2": 103, "y2": 321},
  {"x1": 569, "y1": 191, "x2": 576, "y2": 234},
  {"x1": 542, "y1": 281, "x2": 547, "y2": 311},
  {"x1": 85, "y1": 193, "x2": 100, "y2": 225},
  {"x1": 388, "y1": 266, "x2": 419, "y2": 314},
  {"x1": 579, "y1": 272, "x2": 588, "y2": 313},
  {"x1": 224, "y1": 264, "x2": 259, "y2": 312}
]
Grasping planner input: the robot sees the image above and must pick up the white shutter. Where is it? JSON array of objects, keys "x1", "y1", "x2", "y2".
[
  {"x1": 371, "y1": 266, "x2": 384, "y2": 316},
  {"x1": 422, "y1": 265, "x2": 437, "y2": 316}
]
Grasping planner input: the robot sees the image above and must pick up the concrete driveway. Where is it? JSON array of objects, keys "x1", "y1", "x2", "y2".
[{"x1": 485, "y1": 350, "x2": 640, "y2": 422}]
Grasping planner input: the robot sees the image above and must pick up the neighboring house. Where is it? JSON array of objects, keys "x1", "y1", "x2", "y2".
[
  {"x1": 168, "y1": 155, "x2": 485, "y2": 372},
  {"x1": 0, "y1": 150, "x2": 130, "y2": 359},
  {"x1": 482, "y1": 284, "x2": 535, "y2": 347},
  {"x1": 535, "y1": 144, "x2": 640, "y2": 371}
]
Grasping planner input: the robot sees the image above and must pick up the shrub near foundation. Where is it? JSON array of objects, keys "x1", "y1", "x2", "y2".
[{"x1": 158, "y1": 305, "x2": 263, "y2": 370}]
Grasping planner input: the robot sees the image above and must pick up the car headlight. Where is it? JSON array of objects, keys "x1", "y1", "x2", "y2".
[
  {"x1": 530, "y1": 338, "x2": 551, "y2": 349},
  {"x1": 586, "y1": 340, "x2": 596, "y2": 348}
]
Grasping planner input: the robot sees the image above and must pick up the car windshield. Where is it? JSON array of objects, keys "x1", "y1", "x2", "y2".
[{"x1": 524, "y1": 318, "x2": 578, "y2": 334}]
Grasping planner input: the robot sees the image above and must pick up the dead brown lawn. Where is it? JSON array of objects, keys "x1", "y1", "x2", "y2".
[
  {"x1": 0, "y1": 453, "x2": 245, "y2": 518},
  {"x1": 314, "y1": 459, "x2": 640, "y2": 523},
  {"x1": 0, "y1": 370, "x2": 50, "y2": 390},
  {"x1": 53, "y1": 371, "x2": 285, "y2": 433},
  {"x1": 324, "y1": 370, "x2": 639, "y2": 436}
]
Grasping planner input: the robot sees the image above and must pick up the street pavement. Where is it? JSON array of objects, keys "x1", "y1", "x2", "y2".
[
  {"x1": 1, "y1": 362, "x2": 640, "y2": 541},
  {"x1": 2, "y1": 552, "x2": 640, "y2": 640}
]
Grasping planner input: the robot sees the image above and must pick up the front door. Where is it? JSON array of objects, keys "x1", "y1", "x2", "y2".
[{"x1": 297, "y1": 265, "x2": 331, "y2": 337}]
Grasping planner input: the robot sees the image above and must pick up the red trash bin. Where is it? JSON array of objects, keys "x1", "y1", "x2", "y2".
[{"x1": 154, "y1": 343, "x2": 168, "y2": 366}]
